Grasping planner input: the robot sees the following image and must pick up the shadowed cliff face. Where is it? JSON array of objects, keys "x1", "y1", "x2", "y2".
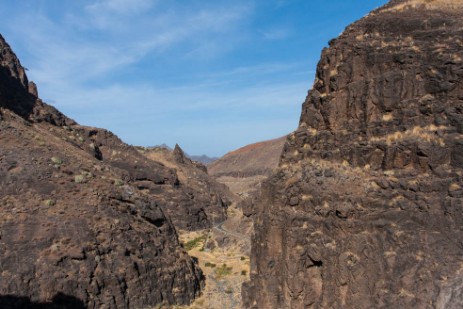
[
  {"x1": 244, "y1": 1, "x2": 463, "y2": 308},
  {"x1": 0, "y1": 34, "x2": 35, "y2": 118},
  {"x1": 0, "y1": 293, "x2": 85, "y2": 309},
  {"x1": 0, "y1": 34, "x2": 237, "y2": 308},
  {"x1": 0, "y1": 34, "x2": 75, "y2": 126}
]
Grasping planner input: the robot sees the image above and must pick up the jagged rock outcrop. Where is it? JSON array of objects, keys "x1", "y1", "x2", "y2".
[
  {"x1": 0, "y1": 34, "x2": 209, "y2": 308},
  {"x1": 0, "y1": 35, "x2": 75, "y2": 127},
  {"x1": 244, "y1": 1, "x2": 463, "y2": 308},
  {"x1": 142, "y1": 145, "x2": 235, "y2": 230}
]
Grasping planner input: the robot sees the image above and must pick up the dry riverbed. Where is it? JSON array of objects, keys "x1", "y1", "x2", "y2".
[{"x1": 176, "y1": 204, "x2": 252, "y2": 309}]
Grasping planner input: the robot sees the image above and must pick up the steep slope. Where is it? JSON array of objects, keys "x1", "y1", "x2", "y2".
[
  {"x1": 141, "y1": 144, "x2": 235, "y2": 230},
  {"x1": 209, "y1": 136, "x2": 286, "y2": 179},
  {"x1": 0, "y1": 34, "x2": 211, "y2": 308},
  {"x1": 244, "y1": 1, "x2": 463, "y2": 308},
  {"x1": 209, "y1": 136, "x2": 286, "y2": 197}
]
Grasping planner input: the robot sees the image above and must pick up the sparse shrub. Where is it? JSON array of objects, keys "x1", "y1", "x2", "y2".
[
  {"x1": 44, "y1": 199, "x2": 56, "y2": 206},
  {"x1": 51, "y1": 157, "x2": 63, "y2": 165},
  {"x1": 183, "y1": 235, "x2": 207, "y2": 251},
  {"x1": 205, "y1": 262, "x2": 216, "y2": 268},
  {"x1": 225, "y1": 287, "x2": 233, "y2": 294},
  {"x1": 215, "y1": 264, "x2": 232, "y2": 278},
  {"x1": 241, "y1": 270, "x2": 247, "y2": 276},
  {"x1": 240, "y1": 256, "x2": 246, "y2": 261},
  {"x1": 114, "y1": 179, "x2": 124, "y2": 186},
  {"x1": 74, "y1": 175, "x2": 86, "y2": 183}
]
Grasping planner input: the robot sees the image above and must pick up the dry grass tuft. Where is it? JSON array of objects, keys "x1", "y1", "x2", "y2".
[
  {"x1": 382, "y1": 113, "x2": 394, "y2": 121},
  {"x1": 370, "y1": 125, "x2": 447, "y2": 146},
  {"x1": 382, "y1": 0, "x2": 463, "y2": 12}
]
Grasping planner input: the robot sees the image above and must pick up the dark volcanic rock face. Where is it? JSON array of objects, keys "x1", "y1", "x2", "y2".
[
  {"x1": 244, "y1": 1, "x2": 463, "y2": 308},
  {"x1": 142, "y1": 145, "x2": 234, "y2": 230},
  {"x1": 0, "y1": 35, "x2": 207, "y2": 308},
  {"x1": 0, "y1": 116, "x2": 203, "y2": 308},
  {"x1": 0, "y1": 34, "x2": 36, "y2": 118}
]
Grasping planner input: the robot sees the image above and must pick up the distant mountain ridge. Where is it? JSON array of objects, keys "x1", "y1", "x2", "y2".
[
  {"x1": 208, "y1": 136, "x2": 287, "y2": 198},
  {"x1": 188, "y1": 154, "x2": 218, "y2": 164},
  {"x1": 150, "y1": 144, "x2": 218, "y2": 164},
  {"x1": 209, "y1": 136, "x2": 287, "y2": 179}
]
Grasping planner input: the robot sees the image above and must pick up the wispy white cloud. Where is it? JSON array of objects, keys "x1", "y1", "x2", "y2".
[
  {"x1": 10, "y1": 1, "x2": 253, "y2": 88},
  {"x1": 81, "y1": 0, "x2": 159, "y2": 32},
  {"x1": 56, "y1": 79, "x2": 309, "y2": 156},
  {"x1": 10, "y1": 3, "x2": 249, "y2": 78},
  {"x1": 85, "y1": 0, "x2": 155, "y2": 15},
  {"x1": 0, "y1": 0, "x2": 314, "y2": 156},
  {"x1": 261, "y1": 28, "x2": 291, "y2": 40}
]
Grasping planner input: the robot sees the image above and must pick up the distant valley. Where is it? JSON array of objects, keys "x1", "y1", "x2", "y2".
[{"x1": 2, "y1": 0, "x2": 463, "y2": 308}]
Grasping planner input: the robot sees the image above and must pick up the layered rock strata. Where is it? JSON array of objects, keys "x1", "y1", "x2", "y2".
[{"x1": 244, "y1": 1, "x2": 463, "y2": 308}]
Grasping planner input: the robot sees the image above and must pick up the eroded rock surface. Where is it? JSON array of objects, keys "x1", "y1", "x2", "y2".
[
  {"x1": 141, "y1": 144, "x2": 234, "y2": 230},
  {"x1": 244, "y1": 1, "x2": 463, "y2": 308},
  {"x1": 1, "y1": 34, "x2": 207, "y2": 308}
]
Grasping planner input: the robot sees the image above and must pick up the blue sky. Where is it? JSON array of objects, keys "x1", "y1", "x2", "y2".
[{"x1": 0, "y1": 0, "x2": 388, "y2": 157}]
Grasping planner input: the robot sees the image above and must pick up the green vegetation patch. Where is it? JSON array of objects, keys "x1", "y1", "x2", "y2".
[
  {"x1": 215, "y1": 264, "x2": 233, "y2": 279},
  {"x1": 204, "y1": 262, "x2": 216, "y2": 268},
  {"x1": 44, "y1": 199, "x2": 56, "y2": 206},
  {"x1": 183, "y1": 235, "x2": 207, "y2": 251}
]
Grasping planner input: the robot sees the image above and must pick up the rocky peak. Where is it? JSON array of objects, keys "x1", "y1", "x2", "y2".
[
  {"x1": 0, "y1": 34, "x2": 36, "y2": 119},
  {"x1": 28, "y1": 81, "x2": 38, "y2": 97},
  {"x1": 0, "y1": 34, "x2": 73, "y2": 126},
  {"x1": 285, "y1": 0, "x2": 463, "y2": 170},
  {"x1": 0, "y1": 34, "x2": 28, "y2": 89},
  {"x1": 173, "y1": 143, "x2": 188, "y2": 164}
]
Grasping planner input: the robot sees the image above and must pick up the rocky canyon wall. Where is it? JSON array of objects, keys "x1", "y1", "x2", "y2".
[
  {"x1": 243, "y1": 1, "x2": 463, "y2": 308},
  {"x1": 0, "y1": 33, "x2": 227, "y2": 308}
]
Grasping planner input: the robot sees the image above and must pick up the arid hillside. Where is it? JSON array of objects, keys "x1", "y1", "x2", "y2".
[{"x1": 209, "y1": 136, "x2": 286, "y2": 198}]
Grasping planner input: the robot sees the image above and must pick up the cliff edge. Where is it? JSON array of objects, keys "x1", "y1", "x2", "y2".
[{"x1": 244, "y1": 1, "x2": 463, "y2": 308}]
